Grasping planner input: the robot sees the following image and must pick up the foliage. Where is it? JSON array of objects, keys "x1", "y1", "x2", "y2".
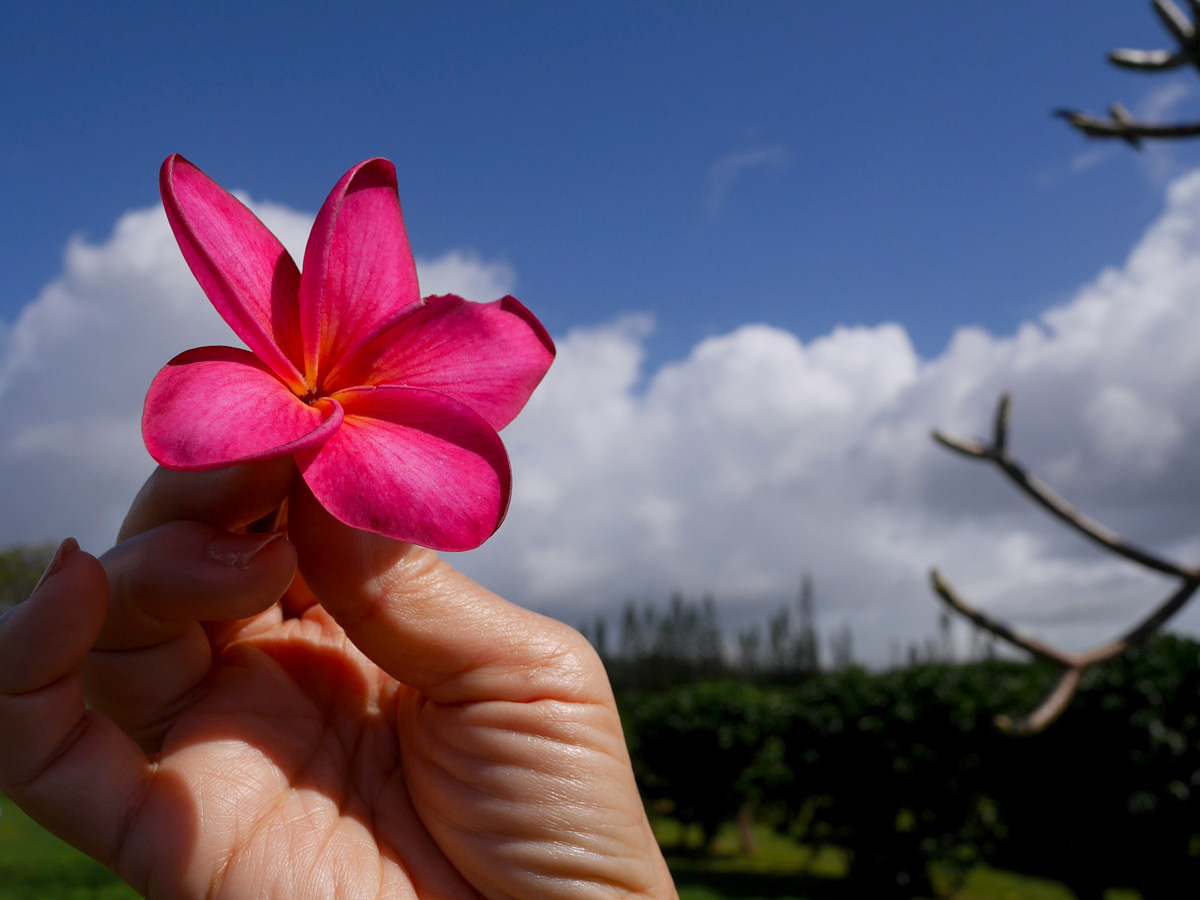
[
  {"x1": 625, "y1": 681, "x2": 794, "y2": 842},
  {"x1": 620, "y1": 635, "x2": 1200, "y2": 900},
  {"x1": 981, "y1": 635, "x2": 1200, "y2": 900},
  {"x1": 602, "y1": 592, "x2": 728, "y2": 689},
  {"x1": 790, "y1": 660, "x2": 1069, "y2": 896},
  {"x1": 583, "y1": 584, "x2": 833, "y2": 691},
  {"x1": 0, "y1": 543, "x2": 56, "y2": 614}
]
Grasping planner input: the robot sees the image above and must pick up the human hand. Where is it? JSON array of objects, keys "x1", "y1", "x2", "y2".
[{"x1": 0, "y1": 460, "x2": 676, "y2": 899}]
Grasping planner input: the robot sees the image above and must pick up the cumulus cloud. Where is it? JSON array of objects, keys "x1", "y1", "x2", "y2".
[
  {"x1": 12, "y1": 173, "x2": 1200, "y2": 663},
  {"x1": 460, "y1": 169, "x2": 1200, "y2": 659}
]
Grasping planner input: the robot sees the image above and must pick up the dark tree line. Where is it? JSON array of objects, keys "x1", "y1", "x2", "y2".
[
  {"x1": 579, "y1": 575, "x2": 998, "y2": 692},
  {"x1": 0, "y1": 542, "x2": 56, "y2": 614},
  {"x1": 623, "y1": 634, "x2": 1200, "y2": 900},
  {"x1": 579, "y1": 575, "x2": 845, "y2": 691}
]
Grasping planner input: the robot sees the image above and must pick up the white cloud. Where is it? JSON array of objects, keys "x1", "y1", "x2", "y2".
[
  {"x1": 1068, "y1": 147, "x2": 1109, "y2": 175},
  {"x1": 415, "y1": 250, "x2": 515, "y2": 300},
  {"x1": 13, "y1": 171, "x2": 1200, "y2": 664},
  {"x1": 1139, "y1": 80, "x2": 1192, "y2": 123},
  {"x1": 460, "y1": 168, "x2": 1200, "y2": 660},
  {"x1": 704, "y1": 145, "x2": 790, "y2": 219}
]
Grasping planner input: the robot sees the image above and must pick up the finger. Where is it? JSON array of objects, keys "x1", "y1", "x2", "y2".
[
  {"x1": 85, "y1": 522, "x2": 295, "y2": 744},
  {"x1": 288, "y1": 481, "x2": 611, "y2": 706},
  {"x1": 280, "y1": 568, "x2": 322, "y2": 617},
  {"x1": 98, "y1": 522, "x2": 295, "y2": 650},
  {"x1": 118, "y1": 456, "x2": 296, "y2": 542},
  {"x1": 0, "y1": 540, "x2": 150, "y2": 868}
]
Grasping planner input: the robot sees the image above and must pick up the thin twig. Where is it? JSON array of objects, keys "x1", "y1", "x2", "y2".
[
  {"x1": 992, "y1": 393, "x2": 1010, "y2": 454},
  {"x1": 1109, "y1": 576, "x2": 1200, "y2": 654},
  {"x1": 1152, "y1": 0, "x2": 1196, "y2": 46},
  {"x1": 1060, "y1": 0, "x2": 1200, "y2": 145},
  {"x1": 1110, "y1": 48, "x2": 1188, "y2": 70},
  {"x1": 1057, "y1": 109, "x2": 1200, "y2": 146},
  {"x1": 996, "y1": 668, "x2": 1083, "y2": 736},
  {"x1": 931, "y1": 396, "x2": 1198, "y2": 580},
  {"x1": 930, "y1": 569, "x2": 1069, "y2": 667},
  {"x1": 932, "y1": 568, "x2": 1199, "y2": 670}
]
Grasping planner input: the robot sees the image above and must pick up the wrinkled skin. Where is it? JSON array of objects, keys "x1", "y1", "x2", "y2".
[{"x1": 0, "y1": 459, "x2": 676, "y2": 900}]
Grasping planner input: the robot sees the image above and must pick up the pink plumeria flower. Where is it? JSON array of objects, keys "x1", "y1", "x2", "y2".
[{"x1": 143, "y1": 155, "x2": 555, "y2": 551}]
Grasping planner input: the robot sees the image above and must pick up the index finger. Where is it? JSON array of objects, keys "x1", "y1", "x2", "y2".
[{"x1": 118, "y1": 457, "x2": 297, "y2": 542}]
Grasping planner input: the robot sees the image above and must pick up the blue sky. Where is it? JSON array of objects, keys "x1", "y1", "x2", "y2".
[
  {"x1": 14, "y1": 2, "x2": 1200, "y2": 659},
  {"x1": 7, "y1": 1, "x2": 1200, "y2": 364}
]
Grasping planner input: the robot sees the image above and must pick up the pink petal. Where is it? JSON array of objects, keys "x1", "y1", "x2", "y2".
[
  {"x1": 299, "y1": 158, "x2": 422, "y2": 390},
  {"x1": 296, "y1": 386, "x2": 510, "y2": 550},
  {"x1": 325, "y1": 294, "x2": 556, "y2": 430},
  {"x1": 160, "y1": 155, "x2": 308, "y2": 394},
  {"x1": 143, "y1": 346, "x2": 342, "y2": 470}
]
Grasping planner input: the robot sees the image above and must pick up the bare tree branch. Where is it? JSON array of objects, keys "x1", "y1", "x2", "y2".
[
  {"x1": 931, "y1": 395, "x2": 1198, "y2": 580},
  {"x1": 1055, "y1": 108, "x2": 1200, "y2": 146},
  {"x1": 1109, "y1": 48, "x2": 1187, "y2": 71},
  {"x1": 1110, "y1": 575, "x2": 1200, "y2": 652},
  {"x1": 1062, "y1": 0, "x2": 1200, "y2": 144},
  {"x1": 930, "y1": 569, "x2": 1070, "y2": 667},
  {"x1": 1152, "y1": 0, "x2": 1196, "y2": 46},
  {"x1": 930, "y1": 393, "x2": 1200, "y2": 732},
  {"x1": 961, "y1": 2, "x2": 1200, "y2": 733},
  {"x1": 995, "y1": 668, "x2": 1084, "y2": 736}
]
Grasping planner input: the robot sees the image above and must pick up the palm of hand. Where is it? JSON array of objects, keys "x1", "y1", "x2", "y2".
[
  {"x1": 0, "y1": 465, "x2": 672, "y2": 900},
  {"x1": 124, "y1": 601, "x2": 646, "y2": 900},
  {"x1": 120, "y1": 602, "x2": 458, "y2": 900}
]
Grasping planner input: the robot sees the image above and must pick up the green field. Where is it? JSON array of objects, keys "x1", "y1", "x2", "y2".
[
  {"x1": 1, "y1": 795, "x2": 1143, "y2": 900},
  {"x1": 0, "y1": 796, "x2": 136, "y2": 900},
  {"x1": 658, "y1": 818, "x2": 1116, "y2": 900}
]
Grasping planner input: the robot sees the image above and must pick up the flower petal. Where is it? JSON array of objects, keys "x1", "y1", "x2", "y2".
[
  {"x1": 326, "y1": 294, "x2": 556, "y2": 430},
  {"x1": 299, "y1": 158, "x2": 422, "y2": 390},
  {"x1": 143, "y1": 346, "x2": 342, "y2": 470},
  {"x1": 160, "y1": 155, "x2": 307, "y2": 394},
  {"x1": 296, "y1": 386, "x2": 510, "y2": 550}
]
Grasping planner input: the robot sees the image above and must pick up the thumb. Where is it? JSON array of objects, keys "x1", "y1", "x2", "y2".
[
  {"x1": 287, "y1": 481, "x2": 610, "y2": 706},
  {"x1": 0, "y1": 540, "x2": 151, "y2": 869}
]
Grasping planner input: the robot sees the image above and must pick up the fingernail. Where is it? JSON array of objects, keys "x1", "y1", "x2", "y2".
[
  {"x1": 31, "y1": 537, "x2": 80, "y2": 596},
  {"x1": 204, "y1": 531, "x2": 285, "y2": 571}
]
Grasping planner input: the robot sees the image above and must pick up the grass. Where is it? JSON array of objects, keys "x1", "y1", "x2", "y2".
[
  {"x1": 0, "y1": 795, "x2": 1146, "y2": 900},
  {"x1": 0, "y1": 795, "x2": 136, "y2": 900},
  {"x1": 657, "y1": 817, "x2": 1143, "y2": 900},
  {"x1": 661, "y1": 818, "x2": 848, "y2": 900},
  {"x1": 947, "y1": 869, "x2": 1141, "y2": 900}
]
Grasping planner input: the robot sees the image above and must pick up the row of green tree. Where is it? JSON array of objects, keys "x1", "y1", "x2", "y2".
[
  {"x1": 579, "y1": 581, "x2": 991, "y2": 690},
  {"x1": 618, "y1": 634, "x2": 1200, "y2": 899}
]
